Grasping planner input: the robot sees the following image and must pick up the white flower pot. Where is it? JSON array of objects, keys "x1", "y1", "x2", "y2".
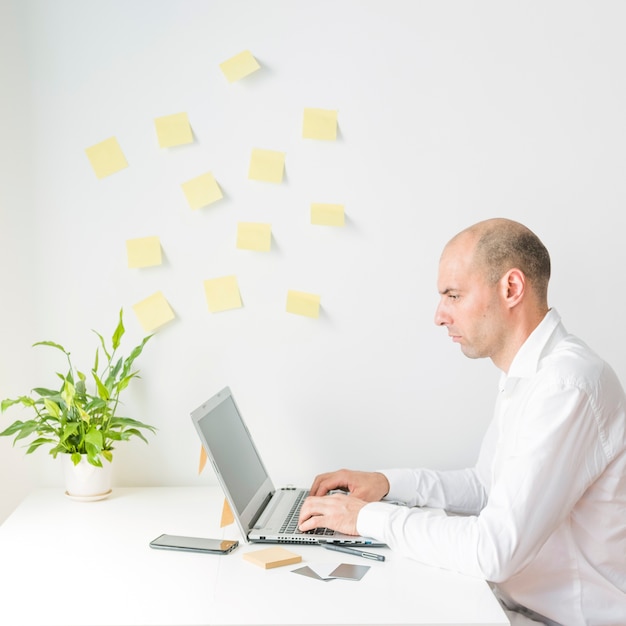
[{"x1": 62, "y1": 454, "x2": 113, "y2": 500}]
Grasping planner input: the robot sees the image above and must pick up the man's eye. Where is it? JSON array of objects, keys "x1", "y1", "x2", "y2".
[{"x1": 448, "y1": 294, "x2": 459, "y2": 300}]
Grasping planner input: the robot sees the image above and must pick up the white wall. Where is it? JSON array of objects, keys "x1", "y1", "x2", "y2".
[
  {"x1": 0, "y1": 0, "x2": 38, "y2": 519},
  {"x1": 2, "y1": 0, "x2": 626, "y2": 523}
]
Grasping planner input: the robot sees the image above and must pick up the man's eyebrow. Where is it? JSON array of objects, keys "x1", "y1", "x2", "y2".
[{"x1": 439, "y1": 287, "x2": 456, "y2": 295}]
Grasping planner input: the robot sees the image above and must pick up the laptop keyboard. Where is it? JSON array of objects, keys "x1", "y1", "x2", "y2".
[{"x1": 279, "y1": 490, "x2": 335, "y2": 536}]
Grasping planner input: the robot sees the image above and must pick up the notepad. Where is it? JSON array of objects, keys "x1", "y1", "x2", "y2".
[{"x1": 243, "y1": 547, "x2": 302, "y2": 569}]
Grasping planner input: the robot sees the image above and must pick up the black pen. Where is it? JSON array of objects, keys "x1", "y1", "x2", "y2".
[{"x1": 322, "y1": 543, "x2": 385, "y2": 562}]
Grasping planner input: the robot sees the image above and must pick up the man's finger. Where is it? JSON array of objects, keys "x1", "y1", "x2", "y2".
[{"x1": 299, "y1": 495, "x2": 331, "y2": 528}]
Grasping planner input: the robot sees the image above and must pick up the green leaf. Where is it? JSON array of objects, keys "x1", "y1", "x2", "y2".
[
  {"x1": 2, "y1": 396, "x2": 35, "y2": 412},
  {"x1": 31, "y1": 387, "x2": 59, "y2": 398},
  {"x1": 26, "y1": 437, "x2": 56, "y2": 454},
  {"x1": 116, "y1": 373, "x2": 138, "y2": 393},
  {"x1": 50, "y1": 444, "x2": 64, "y2": 458},
  {"x1": 75, "y1": 379, "x2": 86, "y2": 396},
  {"x1": 43, "y1": 398, "x2": 62, "y2": 418},
  {"x1": 122, "y1": 335, "x2": 152, "y2": 376},
  {"x1": 61, "y1": 422, "x2": 80, "y2": 442},
  {"x1": 92, "y1": 371, "x2": 110, "y2": 401},
  {"x1": 93, "y1": 347, "x2": 100, "y2": 374},
  {"x1": 109, "y1": 416, "x2": 157, "y2": 432},
  {"x1": 120, "y1": 428, "x2": 148, "y2": 444},
  {"x1": 85, "y1": 428, "x2": 103, "y2": 450},
  {"x1": 0, "y1": 420, "x2": 27, "y2": 437},
  {"x1": 92, "y1": 331, "x2": 111, "y2": 362},
  {"x1": 101, "y1": 450, "x2": 113, "y2": 463},
  {"x1": 34, "y1": 393, "x2": 62, "y2": 406},
  {"x1": 71, "y1": 452, "x2": 82, "y2": 466},
  {"x1": 112, "y1": 308, "x2": 125, "y2": 350},
  {"x1": 84, "y1": 397, "x2": 107, "y2": 413},
  {"x1": 33, "y1": 340, "x2": 69, "y2": 354},
  {"x1": 86, "y1": 452, "x2": 103, "y2": 467},
  {"x1": 61, "y1": 380, "x2": 76, "y2": 408},
  {"x1": 13, "y1": 420, "x2": 43, "y2": 441},
  {"x1": 107, "y1": 357, "x2": 123, "y2": 388}
]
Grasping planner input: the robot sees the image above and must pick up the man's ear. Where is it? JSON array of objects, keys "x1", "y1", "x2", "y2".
[{"x1": 502, "y1": 268, "x2": 525, "y2": 308}]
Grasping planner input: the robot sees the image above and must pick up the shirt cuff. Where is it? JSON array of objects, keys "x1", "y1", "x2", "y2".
[
  {"x1": 379, "y1": 468, "x2": 421, "y2": 505},
  {"x1": 356, "y1": 501, "x2": 397, "y2": 541}
]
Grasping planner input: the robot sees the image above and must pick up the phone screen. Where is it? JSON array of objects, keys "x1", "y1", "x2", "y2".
[{"x1": 149, "y1": 534, "x2": 238, "y2": 554}]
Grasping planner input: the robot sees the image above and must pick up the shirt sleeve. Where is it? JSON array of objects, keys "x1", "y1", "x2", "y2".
[
  {"x1": 358, "y1": 382, "x2": 608, "y2": 582},
  {"x1": 381, "y1": 467, "x2": 488, "y2": 515}
]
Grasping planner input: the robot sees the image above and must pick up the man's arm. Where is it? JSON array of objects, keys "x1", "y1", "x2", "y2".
[
  {"x1": 382, "y1": 467, "x2": 488, "y2": 514},
  {"x1": 302, "y1": 383, "x2": 610, "y2": 582},
  {"x1": 364, "y1": 384, "x2": 611, "y2": 581},
  {"x1": 299, "y1": 466, "x2": 487, "y2": 534}
]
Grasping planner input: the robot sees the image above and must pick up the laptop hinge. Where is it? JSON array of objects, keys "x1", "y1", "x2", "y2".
[{"x1": 250, "y1": 491, "x2": 274, "y2": 529}]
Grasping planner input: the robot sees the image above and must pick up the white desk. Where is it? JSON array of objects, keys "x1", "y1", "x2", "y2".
[{"x1": 0, "y1": 487, "x2": 509, "y2": 626}]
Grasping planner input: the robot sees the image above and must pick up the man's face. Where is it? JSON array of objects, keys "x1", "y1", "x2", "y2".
[{"x1": 434, "y1": 235, "x2": 506, "y2": 361}]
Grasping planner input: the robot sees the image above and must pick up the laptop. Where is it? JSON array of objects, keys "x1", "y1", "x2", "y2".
[{"x1": 190, "y1": 386, "x2": 380, "y2": 545}]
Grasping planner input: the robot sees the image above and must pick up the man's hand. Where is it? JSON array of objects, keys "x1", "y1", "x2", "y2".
[
  {"x1": 309, "y1": 469, "x2": 390, "y2": 501},
  {"x1": 298, "y1": 492, "x2": 367, "y2": 535}
]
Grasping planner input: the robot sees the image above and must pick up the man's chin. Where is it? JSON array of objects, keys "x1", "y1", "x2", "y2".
[{"x1": 460, "y1": 345, "x2": 484, "y2": 360}]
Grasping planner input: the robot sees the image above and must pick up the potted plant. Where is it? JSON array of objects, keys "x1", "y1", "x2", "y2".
[{"x1": 0, "y1": 309, "x2": 156, "y2": 499}]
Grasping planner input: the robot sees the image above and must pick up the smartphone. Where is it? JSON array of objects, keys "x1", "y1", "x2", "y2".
[{"x1": 149, "y1": 534, "x2": 239, "y2": 554}]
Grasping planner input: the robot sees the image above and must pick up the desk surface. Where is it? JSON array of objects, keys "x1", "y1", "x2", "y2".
[{"x1": 0, "y1": 487, "x2": 509, "y2": 626}]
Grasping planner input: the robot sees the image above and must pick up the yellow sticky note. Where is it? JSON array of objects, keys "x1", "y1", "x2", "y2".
[
  {"x1": 302, "y1": 108, "x2": 338, "y2": 141},
  {"x1": 220, "y1": 498, "x2": 235, "y2": 527},
  {"x1": 204, "y1": 275, "x2": 242, "y2": 313},
  {"x1": 243, "y1": 546, "x2": 302, "y2": 569},
  {"x1": 248, "y1": 148, "x2": 285, "y2": 183},
  {"x1": 126, "y1": 236, "x2": 162, "y2": 268},
  {"x1": 219, "y1": 50, "x2": 260, "y2": 83},
  {"x1": 196, "y1": 449, "x2": 234, "y2": 525},
  {"x1": 236, "y1": 222, "x2": 272, "y2": 251},
  {"x1": 198, "y1": 446, "x2": 208, "y2": 474},
  {"x1": 181, "y1": 172, "x2": 223, "y2": 210},
  {"x1": 286, "y1": 290, "x2": 321, "y2": 319},
  {"x1": 154, "y1": 112, "x2": 193, "y2": 148},
  {"x1": 85, "y1": 137, "x2": 128, "y2": 179},
  {"x1": 132, "y1": 291, "x2": 175, "y2": 332},
  {"x1": 311, "y1": 203, "x2": 345, "y2": 227}
]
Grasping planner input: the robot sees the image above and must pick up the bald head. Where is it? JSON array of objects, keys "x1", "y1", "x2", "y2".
[{"x1": 447, "y1": 218, "x2": 551, "y2": 306}]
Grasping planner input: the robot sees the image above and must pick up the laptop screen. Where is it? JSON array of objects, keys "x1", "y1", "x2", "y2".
[{"x1": 194, "y1": 389, "x2": 269, "y2": 516}]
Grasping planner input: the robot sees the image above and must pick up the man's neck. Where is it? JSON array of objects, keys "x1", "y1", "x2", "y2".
[{"x1": 492, "y1": 306, "x2": 550, "y2": 373}]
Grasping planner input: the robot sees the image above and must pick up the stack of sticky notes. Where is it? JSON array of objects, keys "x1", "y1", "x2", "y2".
[{"x1": 243, "y1": 546, "x2": 302, "y2": 569}]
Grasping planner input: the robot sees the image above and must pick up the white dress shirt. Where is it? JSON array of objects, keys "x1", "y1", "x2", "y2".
[{"x1": 357, "y1": 309, "x2": 626, "y2": 626}]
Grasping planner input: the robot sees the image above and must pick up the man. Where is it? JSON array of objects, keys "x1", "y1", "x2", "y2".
[{"x1": 299, "y1": 218, "x2": 626, "y2": 626}]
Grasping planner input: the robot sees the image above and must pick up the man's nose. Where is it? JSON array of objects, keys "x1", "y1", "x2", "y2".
[{"x1": 434, "y1": 300, "x2": 449, "y2": 326}]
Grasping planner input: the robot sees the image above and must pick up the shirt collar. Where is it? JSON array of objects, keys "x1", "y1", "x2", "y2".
[{"x1": 501, "y1": 308, "x2": 566, "y2": 382}]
